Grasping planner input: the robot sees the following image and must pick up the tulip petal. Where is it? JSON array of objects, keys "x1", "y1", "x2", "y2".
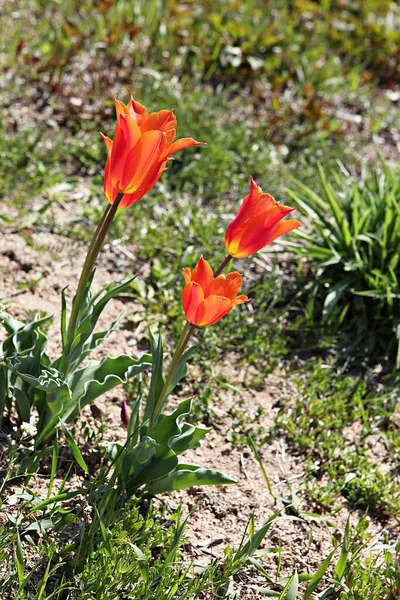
[
  {"x1": 141, "y1": 110, "x2": 177, "y2": 145},
  {"x1": 225, "y1": 177, "x2": 300, "y2": 258},
  {"x1": 261, "y1": 219, "x2": 301, "y2": 246},
  {"x1": 183, "y1": 267, "x2": 192, "y2": 286},
  {"x1": 234, "y1": 176, "x2": 262, "y2": 220},
  {"x1": 114, "y1": 98, "x2": 129, "y2": 119},
  {"x1": 121, "y1": 130, "x2": 166, "y2": 192},
  {"x1": 105, "y1": 98, "x2": 202, "y2": 207},
  {"x1": 161, "y1": 137, "x2": 205, "y2": 160},
  {"x1": 233, "y1": 178, "x2": 275, "y2": 222},
  {"x1": 181, "y1": 257, "x2": 247, "y2": 327},
  {"x1": 199, "y1": 295, "x2": 232, "y2": 326},
  {"x1": 233, "y1": 294, "x2": 249, "y2": 306},
  {"x1": 191, "y1": 258, "x2": 214, "y2": 295},
  {"x1": 210, "y1": 272, "x2": 243, "y2": 300},
  {"x1": 125, "y1": 99, "x2": 148, "y2": 124},
  {"x1": 228, "y1": 204, "x2": 296, "y2": 258},
  {"x1": 118, "y1": 162, "x2": 168, "y2": 208},
  {"x1": 182, "y1": 282, "x2": 205, "y2": 324},
  {"x1": 101, "y1": 133, "x2": 113, "y2": 155},
  {"x1": 110, "y1": 116, "x2": 142, "y2": 189}
]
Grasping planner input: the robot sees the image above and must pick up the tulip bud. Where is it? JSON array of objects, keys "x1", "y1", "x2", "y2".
[{"x1": 121, "y1": 399, "x2": 130, "y2": 429}]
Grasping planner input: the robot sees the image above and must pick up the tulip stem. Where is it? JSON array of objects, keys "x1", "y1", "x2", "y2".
[
  {"x1": 148, "y1": 255, "x2": 232, "y2": 433},
  {"x1": 214, "y1": 254, "x2": 233, "y2": 276},
  {"x1": 148, "y1": 320, "x2": 195, "y2": 433},
  {"x1": 63, "y1": 193, "x2": 124, "y2": 370}
]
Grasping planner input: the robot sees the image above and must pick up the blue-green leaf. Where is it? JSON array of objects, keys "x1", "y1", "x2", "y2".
[
  {"x1": 147, "y1": 464, "x2": 236, "y2": 495},
  {"x1": 67, "y1": 354, "x2": 151, "y2": 422},
  {"x1": 144, "y1": 331, "x2": 164, "y2": 423}
]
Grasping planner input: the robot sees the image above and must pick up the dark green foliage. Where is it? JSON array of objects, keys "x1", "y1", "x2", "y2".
[{"x1": 287, "y1": 161, "x2": 400, "y2": 358}]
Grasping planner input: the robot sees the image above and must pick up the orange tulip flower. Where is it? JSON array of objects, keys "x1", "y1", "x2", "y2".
[
  {"x1": 102, "y1": 98, "x2": 205, "y2": 209},
  {"x1": 182, "y1": 258, "x2": 248, "y2": 327},
  {"x1": 225, "y1": 177, "x2": 301, "y2": 258}
]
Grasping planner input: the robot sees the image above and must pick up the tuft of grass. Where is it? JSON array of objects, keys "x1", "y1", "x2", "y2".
[{"x1": 286, "y1": 159, "x2": 400, "y2": 362}]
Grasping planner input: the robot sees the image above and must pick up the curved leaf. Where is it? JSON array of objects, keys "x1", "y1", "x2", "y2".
[
  {"x1": 67, "y1": 354, "x2": 151, "y2": 422},
  {"x1": 147, "y1": 464, "x2": 236, "y2": 495}
]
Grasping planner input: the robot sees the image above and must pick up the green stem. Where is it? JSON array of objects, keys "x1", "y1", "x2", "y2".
[
  {"x1": 148, "y1": 321, "x2": 194, "y2": 433},
  {"x1": 147, "y1": 254, "x2": 233, "y2": 433},
  {"x1": 63, "y1": 192, "x2": 124, "y2": 365}
]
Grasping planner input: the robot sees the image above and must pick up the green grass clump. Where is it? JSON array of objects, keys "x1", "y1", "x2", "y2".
[{"x1": 286, "y1": 160, "x2": 400, "y2": 361}]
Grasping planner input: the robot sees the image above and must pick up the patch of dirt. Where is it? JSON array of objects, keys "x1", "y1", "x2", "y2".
[{"x1": 165, "y1": 373, "x2": 398, "y2": 580}]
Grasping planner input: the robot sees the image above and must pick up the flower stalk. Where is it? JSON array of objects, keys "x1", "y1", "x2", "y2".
[
  {"x1": 148, "y1": 320, "x2": 194, "y2": 433},
  {"x1": 63, "y1": 192, "x2": 124, "y2": 367},
  {"x1": 148, "y1": 253, "x2": 238, "y2": 433},
  {"x1": 214, "y1": 254, "x2": 232, "y2": 276}
]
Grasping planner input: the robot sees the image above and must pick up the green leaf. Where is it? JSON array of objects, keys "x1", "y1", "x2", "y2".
[
  {"x1": 304, "y1": 551, "x2": 335, "y2": 599},
  {"x1": 151, "y1": 397, "x2": 192, "y2": 452},
  {"x1": 280, "y1": 571, "x2": 298, "y2": 600},
  {"x1": 95, "y1": 507, "x2": 113, "y2": 558},
  {"x1": 35, "y1": 380, "x2": 73, "y2": 446},
  {"x1": 121, "y1": 437, "x2": 158, "y2": 483},
  {"x1": 322, "y1": 281, "x2": 350, "y2": 323},
  {"x1": 147, "y1": 464, "x2": 236, "y2": 495},
  {"x1": 170, "y1": 422, "x2": 209, "y2": 455},
  {"x1": 62, "y1": 275, "x2": 135, "y2": 370},
  {"x1": 167, "y1": 344, "x2": 198, "y2": 395},
  {"x1": 67, "y1": 354, "x2": 151, "y2": 422},
  {"x1": 127, "y1": 380, "x2": 142, "y2": 447},
  {"x1": 0, "y1": 364, "x2": 9, "y2": 426},
  {"x1": 151, "y1": 398, "x2": 208, "y2": 457},
  {"x1": 47, "y1": 435, "x2": 59, "y2": 499},
  {"x1": 61, "y1": 425, "x2": 89, "y2": 474},
  {"x1": 7, "y1": 356, "x2": 64, "y2": 393},
  {"x1": 144, "y1": 331, "x2": 164, "y2": 423},
  {"x1": 163, "y1": 512, "x2": 192, "y2": 568},
  {"x1": 333, "y1": 517, "x2": 350, "y2": 581},
  {"x1": 134, "y1": 450, "x2": 178, "y2": 486},
  {"x1": 7, "y1": 355, "x2": 73, "y2": 445},
  {"x1": 14, "y1": 387, "x2": 31, "y2": 423},
  {"x1": 246, "y1": 587, "x2": 280, "y2": 597},
  {"x1": 60, "y1": 287, "x2": 68, "y2": 350},
  {"x1": 14, "y1": 531, "x2": 24, "y2": 586},
  {"x1": 2, "y1": 316, "x2": 51, "y2": 357},
  {"x1": 25, "y1": 489, "x2": 82, "y2": 518},
  {"x1": 131, "y1": 544, "x2": 149, "y2": 582},
  {"x1": 318, "y1": 164, "x2": 352, "y2": 248},
  {"x1": 1, "y1": 313, "x2": 25, "y2": 336},
  {"x1": 234, "y1": 512, "x2": 280, "y2": 563}
]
